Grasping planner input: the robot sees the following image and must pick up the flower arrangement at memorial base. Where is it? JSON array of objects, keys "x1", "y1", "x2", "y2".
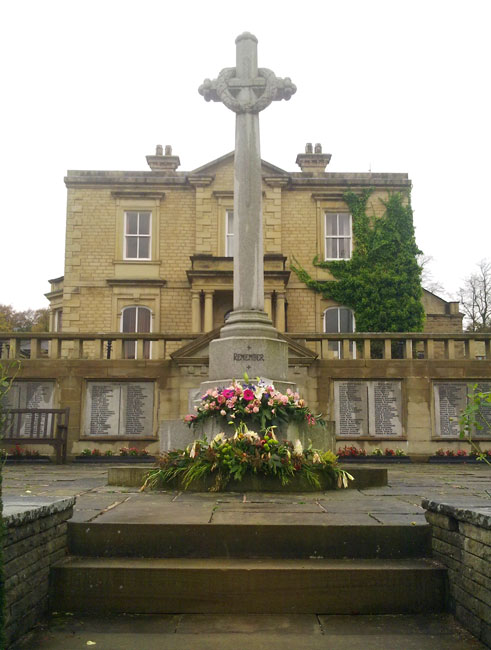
[
  {"x1": 142, "y1": 424, "x2": 352, "y2": 492},
  {"x1": 184, "y1": 377, "x2": 325, "y2": 432}
]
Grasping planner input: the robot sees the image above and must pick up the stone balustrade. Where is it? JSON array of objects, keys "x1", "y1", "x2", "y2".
[
  {"x1": 289, "y1": 332, "x2": 491, "y2": 361},
  {"x1": 0, "y1": 332, "x2": 196, "y2": 361},
  {"x1": 1, "y1": 332, "x2": 489, "y2": 361}
]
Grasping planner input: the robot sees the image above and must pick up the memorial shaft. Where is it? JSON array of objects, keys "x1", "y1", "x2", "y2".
[{"x1": 234, "y1": 35, "x2": 263, "y2": 311}]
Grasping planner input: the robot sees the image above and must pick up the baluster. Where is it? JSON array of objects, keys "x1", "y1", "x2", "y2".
[
  {"x1": 342, "y1": 339, "x2": 351, "y2": 359},
  {"x1": 9, "y1": 338, "x2": 18, "y2": 359},
  {"x1": 424, "y1": 339, "x2": 434, "y2": 359},
  {"x1": 384, "y1": 339, "x2": 392, "y2": 359},
  {"x1": 445, "y1": 339, "x2": 455, "y2": 360},
  {"x1": 112, "y1": 339, "x2": 123, "y2": 359},
  {"x1": 405, "y1": 339, "x2": 413, "y2": 360}
]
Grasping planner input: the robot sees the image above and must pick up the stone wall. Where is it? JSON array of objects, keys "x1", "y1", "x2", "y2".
[
  {"x1": 2, "y1": 496, "x2": 75, "y2": 647},
  {"x1": 423, "y1": 498, "x2": 491, "y2": 648},
  {"x1": 6, "y1": 355, "x2": 491, "y2": 459}
]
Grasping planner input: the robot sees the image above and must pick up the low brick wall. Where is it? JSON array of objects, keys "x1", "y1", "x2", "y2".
[
  {"x1": 2, "y1": 496, "x2": 75, "y2": 647},
  {"x1": 423, "y1": 498, "x2": 491, "y2": 648}
]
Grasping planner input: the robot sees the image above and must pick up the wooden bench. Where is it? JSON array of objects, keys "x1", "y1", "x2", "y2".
[{"x1": 1, "y1": 408, "x2": 69, "y2": 464}]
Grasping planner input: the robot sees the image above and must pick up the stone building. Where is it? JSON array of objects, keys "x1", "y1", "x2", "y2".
[
  {"x1": 46, "y1": 143, "x2": 462, "y2": 342},
  {"x1": 4, "y1": 143, "x2": 485, "y2": 462}
]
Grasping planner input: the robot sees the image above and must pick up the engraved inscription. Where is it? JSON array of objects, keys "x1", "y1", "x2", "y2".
[
  {"x1": 85, "y1": 382, "x2": 154, "y2": 437},
  {"x1": 369, "y1": 381, "x2": 402, "y2": 436},
  {"x1": 433, "y1": 383, "x2": 468, "y2": 437},
  {"x1": 5, "y1": 382, "x2": 55, "y2": 436},
  {"x1": 89, "y1": 384, "x2": 119, "y2": 436},
  {"x1": 334, "y1": 381, "x2": 368, "y2": 436},
  {"x1": 233, "y1": 353, "x2": 264, "y2": 361}
]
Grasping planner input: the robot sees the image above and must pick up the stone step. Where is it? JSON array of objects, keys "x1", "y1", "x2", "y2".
[
  {"x1": 51, "y1": 557, "x2": 446, "y2": 615},
  {"x1": 68, "y1": 521, "x2": 431, "y2": 559},
  {"x1": 107, "y1": 465, "x2": 388, "y2": 489}
]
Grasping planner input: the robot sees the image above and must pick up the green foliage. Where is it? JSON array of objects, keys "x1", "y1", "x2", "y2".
[
  {"x1": 142, "y1": 425, "x2": 353, "y2": 493},
  {"x1": 291, "y1": 190, "x2": 425, "y2": 332},
  {"x1": 459, "y1": 385, "x2": 491, "y2": 465},
  {"x1": 0, "y1": 304, "x2": 50, "y2": 332}
]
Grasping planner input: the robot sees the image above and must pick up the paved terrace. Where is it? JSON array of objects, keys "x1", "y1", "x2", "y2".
[{"x1": 3, "y1": 462, "x2": 490, "y2": 649}]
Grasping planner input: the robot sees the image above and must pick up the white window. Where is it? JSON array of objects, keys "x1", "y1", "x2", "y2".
[
  {"x1": 225, "y1": 210, "x2": 234, "y2": 257},
  {"x1": 53, "y1": 309, "x2": 62, "y2": 332},
  {"x1": 324, "y1": 306, "x2": 355, "y2": 358},
  {"x1": 121, "y1": 306, "x2": 151, "y2": 359},
  {"x1": 325, "y1": 212, "x2": 352, "y2": 260},
  {"x1": 124, "y1": 211, "x2": 151, "y2": 259}
]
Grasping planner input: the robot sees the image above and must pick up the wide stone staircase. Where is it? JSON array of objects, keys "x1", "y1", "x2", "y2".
[{"x1": 50, "y1": 498, "x2": 447, "y2": 615}]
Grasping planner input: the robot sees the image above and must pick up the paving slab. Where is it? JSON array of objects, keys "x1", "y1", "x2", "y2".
[
  {"x1": 12, "y1": 614, "x2": 486, "y2": 649},
  {"x1": 210, "y1": 510, "x2": 378, "y2": 525}
]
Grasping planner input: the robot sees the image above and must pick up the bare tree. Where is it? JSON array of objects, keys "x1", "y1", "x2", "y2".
[
  {"x1": 418, "y1": 254, "x2": 446, "y2": 296},
  {"x1": 459, "y1": 260, "x2": 491, "y2": 332}
]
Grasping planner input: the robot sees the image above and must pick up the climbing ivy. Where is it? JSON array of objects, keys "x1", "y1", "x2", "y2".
[{"x1": 291, "y1": 190, "x2": 425, "y2": 332}]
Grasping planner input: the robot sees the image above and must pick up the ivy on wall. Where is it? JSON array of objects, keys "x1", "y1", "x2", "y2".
[{"x1": 291, "y1": 190, "x2": 425, "y2": 332}]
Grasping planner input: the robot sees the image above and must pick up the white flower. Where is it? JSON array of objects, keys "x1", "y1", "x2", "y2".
[
  {"x1": 293, "y1": 439, "x2": 303, "y2": 456},
  {"x1": 189, "y1": 442, "x2": 197, "y2": 459},
  {"x1": 244, "y1": 430, "x2": 260, "y2": 442},
  {"x1": 212, "y1": 432, "x2": 225, "y2": 445},
  {"x1": 312, "y1": 452, "x2": 321, "y2": 464}
]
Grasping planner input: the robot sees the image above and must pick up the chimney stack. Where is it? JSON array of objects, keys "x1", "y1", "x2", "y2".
[
  {"x1": 146, "y1": 144, "x2": 180, "y2": 172},
  {"x1": 296, "y1": 142, "x2": 331, "y2": 174}
]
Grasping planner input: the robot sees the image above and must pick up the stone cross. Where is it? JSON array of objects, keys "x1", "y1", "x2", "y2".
[{"x1": 199, "y1": 33, "x2": 296, "y2": 322}]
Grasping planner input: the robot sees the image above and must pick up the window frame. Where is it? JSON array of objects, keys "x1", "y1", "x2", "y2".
[
  {"x1": 324, "y1": 212, "x2": 352, "y2": 261},
  {"x1": 123, "y1": 211, "x2": 152, "y2": 261},
  {"x1": 120, "y1": 305, "x2": 152, "y2": 359},
  {"x1": 225, "y1": 209, "x2": 234, "y2": 258},
  {"x1": 323, "y1": 306, "x2": 356, "y2": 359}
]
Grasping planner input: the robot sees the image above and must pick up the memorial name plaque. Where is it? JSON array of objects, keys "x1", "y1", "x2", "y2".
[
  {"x1": 334, "y1": 381, "x2": 368, "y2": 436},
  {"x1": 368, "y1": 381, "x2": 403, "y2": 436},
  {"x1": 4, "y1": 381, "x2": 55, "y2": 436},
  {"x1": 5, "y1": 381, "x2": 54, "y2": 410},
  {"x1": 433, "y1": 383, "x2": 468, "y2": 437},
  {"x1": 334, "y1": 380, "x2": 403, "y2": 437},
  {"x1": 85, "y1": 382, "x2": 154, "y2": 437}
]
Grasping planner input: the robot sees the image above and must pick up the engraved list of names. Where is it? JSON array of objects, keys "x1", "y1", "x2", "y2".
[
  {"x1": 334, "y1": 382, "x2": 368, "y2": 436},
  {"x1": 85, "y1": 382, "x2": 154, "y2": 437},
  {"x1": 433, "y1": 383, "x2": 467, "y2": 437},
  {"x1": 334, "y1": 380, "x2": 403, "y2": 436},
  {"x1": 368, "y1": 381, "x2": 402, "y2": 436}
]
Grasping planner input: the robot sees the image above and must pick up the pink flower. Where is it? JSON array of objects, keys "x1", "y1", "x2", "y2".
[
  {"x1": 184, "y1": 414, "x2": 196, "y2": 423},
  {"x1": 222, "y1": 389, "x2": 234, "y2": 399},
  {"x1": 220, "y1": 409, "x2": 227, "y2": 416},
  {"x1": 253, "y1": 406, "x2": 259, "y2": 413},
  {"x1": 243, "y1": 389, "x2": 254, "y2": 401}
]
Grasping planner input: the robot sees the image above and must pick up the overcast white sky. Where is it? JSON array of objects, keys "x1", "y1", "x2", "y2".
[{"x1": 1, "y1": 0, "x2": 490, "y2": 311}]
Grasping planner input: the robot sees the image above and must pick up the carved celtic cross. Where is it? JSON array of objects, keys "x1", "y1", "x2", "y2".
[
  {"x1": 199, "y1": 32, "x2": 296, "y2": 114},
  {"x1": 199, "y1": 33, "x2": 296, "y2": 323}
]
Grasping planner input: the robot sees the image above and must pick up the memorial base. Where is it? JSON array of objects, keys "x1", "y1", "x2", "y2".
[{"x1": 159, "y1": 417, "x2": 335, "y2": 454}]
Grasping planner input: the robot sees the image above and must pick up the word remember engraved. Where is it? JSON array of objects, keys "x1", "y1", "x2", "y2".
[{"x1": 233, "y1": 352, "x2": 264, "y2": 362}]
